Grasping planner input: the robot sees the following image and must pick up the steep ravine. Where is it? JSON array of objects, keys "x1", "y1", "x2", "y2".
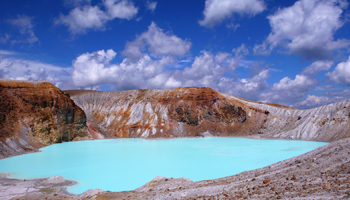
[{"x1": 67, "y1": 87, "x2": 350, "y2": 142}]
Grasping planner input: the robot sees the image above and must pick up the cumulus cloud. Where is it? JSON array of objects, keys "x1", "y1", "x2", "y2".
[
  {"x1": 217, "y1": 70, "x2": 269, "y2": 100},
  {"x1": 293, "y1": 95, "x2": 337, "y2": 109},
  {"x1": 56, "y1": 6, "x2": 109, "y2": 34},
  {"x1": 71, "y1": 46, "x2": 268, "y2": 100},
  {"x1": 326, "y1": 56, "x2": 350, "y2": 86},
  {"x1": 179, "y1": 51, "x2": 232, "y2": 81},
  {"x1": 104, "y1": 0, "x2": 138, "y2": 19},
  {"x1": 301, "y1": 60, "x2": 333, "y2": 76},
  {"x1": 267, "y1": 60, "x2": 335, "y2": 105},
  {"x1": 122, "y1": 22, "x2": 191, "y2": 58},
  {"x1": 294, "y1": 88, "x2": 350, "y2": 109},
  {"x1": 72, "y1": 49, "x2": 176, "y2": 89},
  {"x1": 146, "y1": 1, "x2": 157, "y2": 12},
  {"x1": 0, "y1": 56, "x2": 73, "y2": 90},
  {"x1": 8, "y1": 15, "x2": 38, "y2": 44},
  {"x1": 326, "y1": 89, "x2": 350, "y2": 98},
  {"x1": 260, "y1": 74, "x2": 318, "y2": 105},
  {"x1": 167, "y1": 50, "x2": 268, "y2": 100},
  {"x1": 55, "y1": 0, "x2": 138, "y2": 34},
  {"x1": 72, "y1": 23, "x2": 192, "y2": 90},
  {"x1": 254, "y1": 0, "x2": 350, "y2": 60},
  {"x1": 262, "y1": 60, "x2": 343, "y2": 108},
  {"x1": 199, "y1": 0, "x2": 266, "y2": 28}
]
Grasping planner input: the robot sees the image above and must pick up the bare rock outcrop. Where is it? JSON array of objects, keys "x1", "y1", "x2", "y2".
[
  {"x1": 0, "y1": 80, "x2": 89, "y2": 159},
  {"x1": 223, "y1": 94, "x2": 350, "y2": 142},
  {"x1": 67, "y1": 87, "x2": 350, "y2": 142},
  {"x1": 66, "y1": 87, "x2": 269, "y2": 139}
]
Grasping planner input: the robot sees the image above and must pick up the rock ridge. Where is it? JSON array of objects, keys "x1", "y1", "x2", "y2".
[{"x1": 67, "y1": 87, "x2": 350, "y2": 142}]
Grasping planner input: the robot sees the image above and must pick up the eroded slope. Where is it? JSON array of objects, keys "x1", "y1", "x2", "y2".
[
  {"x1": 67, "y1": 87, "x2": 271, "y2": 139},
  {"x1": 0, "y1": 80, "x2": 89, "y2": 159},
  {"x1": 224, "y1": 94, "x2": 350, "y2": 142},
  {"x1": 67, "y1": 87, "x2": 350, "y2": 142}
]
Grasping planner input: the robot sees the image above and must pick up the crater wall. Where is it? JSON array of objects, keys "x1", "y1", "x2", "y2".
[{"x1": 0, "y1": 80, "x2": 90, "y2": 159}]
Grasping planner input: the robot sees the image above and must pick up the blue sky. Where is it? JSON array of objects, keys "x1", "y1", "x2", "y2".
[{"x1": 1, "y1": 0, "x2": 350, "y2": 109}]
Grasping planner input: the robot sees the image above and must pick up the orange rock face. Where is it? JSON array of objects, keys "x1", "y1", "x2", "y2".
[
  {"x1": 0, "y1": 80, "x2": 88, "y2": 158},
  {"x1": 67, "y1": 87, "x2": 270, "y2": 139}
]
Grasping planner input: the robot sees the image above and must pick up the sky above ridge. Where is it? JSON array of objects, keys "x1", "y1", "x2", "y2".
[{"x1": 1, "y1": 0, "x2": 350, "y2": 109}]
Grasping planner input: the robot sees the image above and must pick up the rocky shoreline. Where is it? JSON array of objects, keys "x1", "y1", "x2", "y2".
[
  {"x1": 0, "y1": 174, "x2": 76, "y2": 200},
  {"x1": 1, "y1": 137, "x2": 349, "y2": 200}
]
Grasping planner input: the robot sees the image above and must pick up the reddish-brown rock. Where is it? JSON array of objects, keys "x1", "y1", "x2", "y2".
[
  {"x1": 0, "y1": 80, "x2": 89, "y2": 159},
  {"x1": 67, "y1": 86, "x2": 350, "y2": 142},
  {"x1": 66, "y1": 87, "x2": 270, "y2": 139}
]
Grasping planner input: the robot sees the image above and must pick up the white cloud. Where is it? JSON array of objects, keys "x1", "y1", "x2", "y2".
[
  {"x1": 182, "y1": 51, "x2": 224, "y2": 79},
  {"x1": 8, "y1": 15, "x2": 38, "y2": 44},
  {"x1": 326, "y1": 56, "x2": 350, "y2": 86},
  {"x1": 294, "y1": 88, "x2": 350, "y2": 109},
  {"x1": 260, "y1": 74, "x2": 318, "y2": 105},
  {"x1": 172, "y1": 51, "x2": 268, "y2": 100},
  {"x1": 315, "y1": 84, "x2": 335, "y2": 90},
  {"x1": 72, "y1": 24, "x2": 191, "y2": 90},
  {"x1": 104, "y1": 0, "x2": 138, "y2": 19},
  {"x1": 259, "y1": 60, "x2": 336, "y2": 107},
  {"x1": 146, "y1": 1, "x2": 157, "y2": 12},
  {"x1": 301, "y1": 60, "x2": 333, "y2": 76},
  {"x1": 0, "y1": 50, "x2": 17, "y2": 55},
  {"x1": 180, "y1": 51, "x2": 233, "y2": 80},
  {"x1": 218, "y1": 70, "x2": 269, "y2": 100},
  {"x1": 56, "y1": 6, "x2": 109, "y2": 34},
  {"x1": 199, "y1": 0, "x2": 266, "y2": 28},
  {"x1": 326, "y1": 89, "x2": 350, "y2": 98},
  {"x1": 71, "y1": 46, "x2": 268, "y2": 100},
  {"x1": 122, "y1": 22, "x2": 191, "y2": 58},
  {"x1": 0, "y1": 57, "x2": 73, "y2": 90},
  {"x1": 232, "y1": 43, "x2": 249, "y2": 57},
  {"x1": 293, "y1": 95, "x2": 336, "y2": 109},
  {"x1": 71, "y1": 49, "x2": 176, "y2": 89},
  {"x1": 254, "y1": 0, "x2": 350, "y2": 60},
  {"x1": 56, "y1": 0, "x2": 138, "y2": 34}
]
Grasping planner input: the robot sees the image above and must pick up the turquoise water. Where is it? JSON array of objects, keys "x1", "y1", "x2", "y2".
[{"x1": 0, "y1": 138, "x2": 327, "y2": 194}]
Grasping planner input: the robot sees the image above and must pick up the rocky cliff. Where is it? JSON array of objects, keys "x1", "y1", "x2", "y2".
[
  {"x1": 0, "y1": 80, "x2": 89, "y2": 159},
  {"x1": 66, "y1": 88, "x2": 267, "y2": 139},
  {"x1": 66, "y1": 87, "x2": 350, "y2": 142}
]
